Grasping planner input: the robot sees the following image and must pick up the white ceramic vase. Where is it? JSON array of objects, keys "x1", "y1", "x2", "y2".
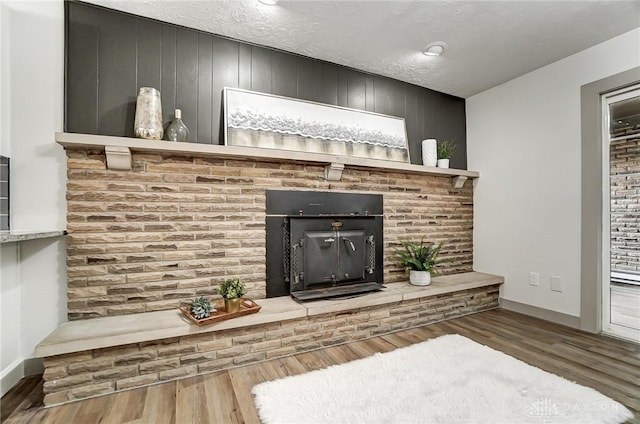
[
  {"x1": 421, "y1": 139, "x2": 437, "y2": 167},
  {"x1": 409, "y1": 270, "x2": 431, "y2": 286},
  {"x1": 437, "y1": 159, "x2": 450, "y2": 168}
]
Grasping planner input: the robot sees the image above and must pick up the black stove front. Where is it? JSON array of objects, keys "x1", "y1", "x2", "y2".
[{"x1": 266, "y1": 190, "x2": 384, "y2": 300}]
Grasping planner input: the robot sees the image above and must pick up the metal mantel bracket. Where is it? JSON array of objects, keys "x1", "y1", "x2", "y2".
[
  {"x1": 324, "y1": 162, "x2": 345, "y2": 181},
  {"x1": 105, "y1": 145, "x2": 132, "y2": 171}
]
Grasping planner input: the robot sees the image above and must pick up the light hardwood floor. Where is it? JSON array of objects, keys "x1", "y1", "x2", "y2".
[
  {"x1": 2, "y1": 309, "x2": 639, "y2": 423},
  {"x1": 611, "y1": 282, "x2": 640, "y2": 332}
]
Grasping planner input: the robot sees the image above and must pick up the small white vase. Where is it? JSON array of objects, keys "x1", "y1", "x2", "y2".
[
  {"x1": 409, "y1": 270, "x2": 431, "y2": 286},
  {"x1": 421, "y1": 139, "x2": 437, "y2": 167},
  {"x1": 437, "y1": 159, "x2": 450, "y2": 168}
]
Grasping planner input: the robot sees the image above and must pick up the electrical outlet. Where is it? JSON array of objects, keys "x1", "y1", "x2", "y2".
[
  {"x1": 551, "y1": 276, "x2": 563, "y2": 292},
  {"x1": 529, "y1": 272, "x2": 540, "y2": 286}
]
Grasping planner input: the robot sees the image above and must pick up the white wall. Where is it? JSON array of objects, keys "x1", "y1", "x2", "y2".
[
  {"x1": 0, "y1": 2, "x2": 7, "y2": 155},
  {"x1": 0, "y1": 0, "x2": 66, "y2": 395},
  {"x1": 467, "y1": 28, "x2": 640, "y2": 318},
  {"x1": 1, "y1": 243, "x2": 21, "y2": 393}
]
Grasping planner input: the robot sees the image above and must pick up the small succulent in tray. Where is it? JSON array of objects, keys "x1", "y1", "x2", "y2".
[{"x1": 190, "y1": 297, "x2": 214, "y2": 320}]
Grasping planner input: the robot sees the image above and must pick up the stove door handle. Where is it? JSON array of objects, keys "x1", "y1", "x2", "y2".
[{"x1": 343, "y1": 238, "x2": 356, "y2": 252}]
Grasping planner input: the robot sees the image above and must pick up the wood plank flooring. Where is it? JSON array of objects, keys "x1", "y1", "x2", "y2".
[
  {"x1": 611, "y1": 282, "x2": 640, "y2": 332},
  {"x1": 2, "y1": 309, "x2": 639, "y2": 423}
]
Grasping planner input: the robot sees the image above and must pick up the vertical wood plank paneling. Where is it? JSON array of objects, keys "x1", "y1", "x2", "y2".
[
  {"x1": 365, "y1": 76, "x2": 375, "y2": 112},
  {"x1": 322, "y1": 64, "x2": 338, "y2": 106},
  {"x1": 251, "y1": 47, "x2": 271, "y2": 93},
  {"x1": 197, "y1": 34, "x2": 213, "y2": 143},
  {"x1": 416, "y1": 90, "x2": 424, "y2": 164},
  {"x1": 404, "y1": 87, "x2": 419, "y2": 164},
  {"x1": 415, "y1": 90, "x2": 425, "y2": 158},
  {"x1": 296, "y1": 58, "x2": 313, "y2": 101},
  {"x1": 66, "y1": 3, "x2": 99, "y2": 134},
  {"x1": 97, "y1": 11, "x2": 137, "y2": 137},
  {"x1": 311, "y1": 61, "x2": 325, "y2": 103},
  {"x1": 296, "y1": 58, "x2": 323, "y2": 103},
  {"x1": 422, "y1": 91, "x2": 436, "y2": 142},
  {"x1": 238, "y1": 44, "x2": 252, "y2": 90},
  {"x1": 416, "y1": 91, "x2": 426, "y2": 138},
  {"x1": 136, "y1": 20, "x2": 162, "y2": 91},
  {"x1": 271, "y1": 51, "x2": 297, "y2": 98},
  {"x1": 175, "y1": 28, "x2": 199, "y2": 142},
  {"x1": 337, "y1": 68, "x2": 348, "y2": 107},
  {"x1": 373, "y1": 76, "x2": 393, "y2": 116},
  {"x1": 388, "y1": 80, "x2": 407, "y2": 120},
  {"x1": 347, "y1": 70, "x2": 366, "y2": 111},
  {"x1": 438, "y1": 97, "x2": 457, "y2": 160},
  {"x1": 212, "y1": 37, "x2": 239, "y2": 144},
  {"x1": 420, "y1": 90, "x2": 467, "y2": 168},
  {"x1": 446, "y1": 98, "x2": 468, "y2": 169},
  {"x1": 429, "y1": 92, "x2": 450, "y2": 142},
  {"x1": 160, "y1": 26, "x2": 177, "y2": 132},
  {"x1": 66, "y1": 3, "x2": 467, "y2": 165}
]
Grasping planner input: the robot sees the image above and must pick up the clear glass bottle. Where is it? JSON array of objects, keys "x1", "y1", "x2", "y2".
[{"x1": 166, "y1": 109, "x2": 189, "y2": 142}]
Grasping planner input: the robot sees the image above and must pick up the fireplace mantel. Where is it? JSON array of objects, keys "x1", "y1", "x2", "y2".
[{"x1": 55, "y1": 132, "x2": 478, "y2": 188}]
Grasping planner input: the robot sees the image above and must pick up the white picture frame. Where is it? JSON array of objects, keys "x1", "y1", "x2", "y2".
[{"x1": 223, "y1": 87, "x2": 410, "y2": 163}]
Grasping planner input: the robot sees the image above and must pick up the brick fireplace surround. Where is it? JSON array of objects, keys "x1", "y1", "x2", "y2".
[{"x1": 36, "y1": 134, "x2": 502, "y2": 406}]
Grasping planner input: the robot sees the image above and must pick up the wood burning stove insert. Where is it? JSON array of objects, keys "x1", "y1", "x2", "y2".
[{"x1": 266, "y1": 190, "x2": 384, "y2": 300}]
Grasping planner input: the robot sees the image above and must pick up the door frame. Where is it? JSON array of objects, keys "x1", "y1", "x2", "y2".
[
  {"x1": 600, "y1": 85, "x2": 640, "y2": 341},
  {"x1": 580, "y1": 67, "x2": 640, "y2": 334}
]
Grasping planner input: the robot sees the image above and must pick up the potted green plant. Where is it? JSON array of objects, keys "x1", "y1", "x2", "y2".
[
  {"x1": 437, "y1": 141, "x2": 456, "y2": 168},
  {"x1": 219, "y1": 277, "x2": 247, "y2": 312},
  {"x1": 396, "y1": 239, "x2": 445, "y2": 286}
]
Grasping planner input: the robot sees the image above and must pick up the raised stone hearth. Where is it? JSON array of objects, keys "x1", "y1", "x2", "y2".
[
  {"x1": 37, "y1": 133, "x2": 491, "y2": 407},
  {"x1": 37, "y1": 272, "x2": 503, "y2": 406}
]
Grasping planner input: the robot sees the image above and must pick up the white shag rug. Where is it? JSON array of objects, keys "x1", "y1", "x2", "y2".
[{"x1": 252, "y1": 334, "x2": 633, "y2": 424}]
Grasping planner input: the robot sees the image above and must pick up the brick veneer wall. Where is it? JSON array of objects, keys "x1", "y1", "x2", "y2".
[
  {"x1": 610, "y1": 133, "x2": 640, "y2": 273},
  {"x1": 42, "y1": 284, "x2": 499, "y2": 406},
  {"x1": 66, "y1": 148, "x2": 473, "y2": 320}
]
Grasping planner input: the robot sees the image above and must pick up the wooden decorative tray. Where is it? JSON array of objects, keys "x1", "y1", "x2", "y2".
[{"x1": 180, "y1": 298, "x2": 261, "y2": 327}]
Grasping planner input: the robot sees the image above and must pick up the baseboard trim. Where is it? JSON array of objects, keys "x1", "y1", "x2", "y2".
[
  {"x1": 24, "y1": 357, "x2": 44, "y2": 376},
  {"x1": 1, "y1": 357, "x2": 44, "y2": 397},
  {"x1": 1, "y1": 360, "x2": 23, "y2": 397},
  {"x1": 500, "y1": 298, "x2": 580, "y2": 329}
]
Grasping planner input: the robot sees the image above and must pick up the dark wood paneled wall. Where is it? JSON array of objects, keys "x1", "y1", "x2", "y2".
[{"x1": 65, "y1": 1, "x2": 467, "y2": 168}]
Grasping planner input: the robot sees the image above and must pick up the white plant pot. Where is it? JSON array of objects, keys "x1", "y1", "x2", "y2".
[
  {"x1": 409, "y1": 270, "x2": 431, "y2": 286},
  {"x1": 437, "y1": 159, "x2": 450, "y2": 168},
  {"x1": 421, "y1": 139, "x2": 437, "y2": 167}
]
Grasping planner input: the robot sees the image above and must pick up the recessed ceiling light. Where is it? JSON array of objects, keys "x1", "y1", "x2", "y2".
[
  {"x1": 258, "y1": 0, "x2": 278, "y2": 5},
  {"x1": 423, "y1": 42, "x2": 447, "y2": 57}
]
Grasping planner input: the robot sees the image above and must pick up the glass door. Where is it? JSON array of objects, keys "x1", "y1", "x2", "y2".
[{"x1": 602, "y1": 85, "x2": 640, "y2": 342}]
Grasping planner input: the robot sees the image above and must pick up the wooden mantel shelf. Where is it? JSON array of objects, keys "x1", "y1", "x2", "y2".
[{"x1": 55, "y1": 132, "x2": 479, "y2": 187}]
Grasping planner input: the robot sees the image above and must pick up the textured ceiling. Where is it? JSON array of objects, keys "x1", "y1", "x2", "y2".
[{"x1": 86, "y1": 0, "x2": 640, "y2": 98}]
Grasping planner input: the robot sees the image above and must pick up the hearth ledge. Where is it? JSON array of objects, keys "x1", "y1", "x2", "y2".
[
  {"x1": 0, "y1": 230, "x2": 67, "y2": 244},
  {"x1": 35, "y1": 271, "x2": 502, "y2": 358},
  {"x1": 56, "y1": 132, "x2": 479, "y2": 186}
]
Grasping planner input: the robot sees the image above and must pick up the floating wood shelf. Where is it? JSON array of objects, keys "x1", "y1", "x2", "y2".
[{"x1": 56, "y1": 132, "x2": 479, "y2": 186}]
